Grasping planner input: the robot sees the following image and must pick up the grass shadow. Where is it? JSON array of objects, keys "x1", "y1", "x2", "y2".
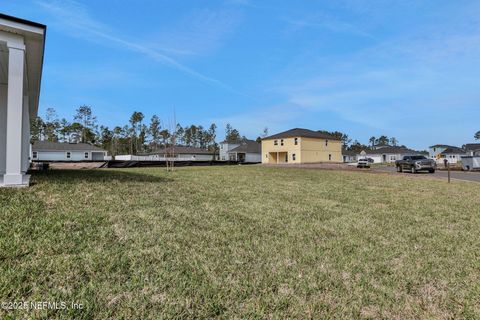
[{"x1": 29, "y1": 169, "x2": 173, "y2": 185}]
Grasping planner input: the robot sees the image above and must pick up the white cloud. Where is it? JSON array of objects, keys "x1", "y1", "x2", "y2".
[
  {"x1": 35, "y1": 0, "x2": 238, "y2": 90},
  {"x1": 282, "y1": 13, "x2": 374, "y2": 39},
  {"x1": 148, "y1": 8, "x2": 242, "y2": 57}
]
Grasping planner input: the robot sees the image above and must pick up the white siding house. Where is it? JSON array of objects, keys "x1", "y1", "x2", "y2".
[
  {"x1": 358, "y1": 146, "x2": 420, "y2": 163},
  {"x1": 219, "y1": 140, "x2": 241, "y2": 161},
  {"x1": 342, "y1": 149, "x2": 357, "y2": 163},
  {"x1": 464, "y1": 144, "x2": 480, "y2": 156},
  {"x1": 438, "y1": 147, "x2": 467, "y2": 164},
  {"x1": 32, "y1": 141, "x2": 110, "y2": 161},
  {"x1": 429, "y1": 145, "x2": 467, "y2": 164},
  {"x1": 219, "y1": 139, "x2": 261, "y2": 163},
  {"x1": 428, "y1": 144, "x2": 456, "y2": 159},
  {"x1": 0, "y1": 14, "x2": 46, "y2": 187}
]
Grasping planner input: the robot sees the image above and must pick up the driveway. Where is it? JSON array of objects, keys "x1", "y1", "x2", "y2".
[{"x1": 372, "y1": 166, "x2": 480, "y2": 183}]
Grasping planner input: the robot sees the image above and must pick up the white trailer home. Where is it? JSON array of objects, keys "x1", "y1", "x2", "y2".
[
  {"x1": 32, "y1": 141, "x2": 110, "y2": 161},
  {"x1": 0, "y1": 14, "x2": 46, "y2": 187}
]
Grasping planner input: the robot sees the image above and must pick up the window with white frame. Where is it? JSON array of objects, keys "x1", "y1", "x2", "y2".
[
  {"x1": 84, "y1": 152, "x2": 89, "y2": 159},
  {"x1": 66, "y1": 152, "x2": 71, "y2": 159},
  {"x1": 32, "y1": 151, "x2": 38, "y2": 159}
]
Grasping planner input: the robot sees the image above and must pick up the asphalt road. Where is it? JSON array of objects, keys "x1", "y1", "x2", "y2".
[{"x1": 372, "y1": 166, "x2": 480, "y2": 183}]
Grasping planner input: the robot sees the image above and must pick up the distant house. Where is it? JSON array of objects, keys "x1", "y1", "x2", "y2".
[
  {"x1": 428, "y1": 144, "x2": 458, "y2": 159},
  {"x1": 115, "y1": 146, "x2": 215, "y2": 161},
  {"x1": 438, "y1": 146, "x2": 467, "y2": 164},
  {"x1": 464, "y1": 143, "x2": 480, "y2": 156},
  {"x1": 219, "y1": 139, "x2": 241, "y2": 161},
  {"x1": 342, "y1": 148, "x2": 357, "y2": 163},
  {"x1": 32, "y1": 141, "x2": 110, "y2": 161},
  {"x1": 261, "y1": 128, "x2": 342, "y2": 164},
  {"x1": 371, "y1": 143, "x2": 391, "y2": 150},
  {"x1": 226, "y1": 140, "x2": 261, "y2": 163},
  {"x1": 358, "y1": 146, "x2": 420, "y2": 163},
  {"x1": 219, "y1": 139, "x2": 261, "y2": 163}
]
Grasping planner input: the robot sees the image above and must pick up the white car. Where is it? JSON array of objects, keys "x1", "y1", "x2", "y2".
[{"x1": 357, "y1": 158, "x2": 370, "y2": 168}]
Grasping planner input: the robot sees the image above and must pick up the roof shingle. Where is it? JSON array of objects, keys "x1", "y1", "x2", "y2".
[
  {"x1": 362, "y1": 146, "x2": 420, "y2": 155},
  {"x1": 228, "y1": 140, "x2": 261, "y2": 154},
  {"x1": 143, "y1": 146, "x2": 214, "y2": 155},
  {"x1": 440, "y1": 147, "x2": 466, "y2": 155},
  {"x1": 464, "y1": 143, "x2": 480, "y2": 151},
  {"x1": 263, "y1": 128, "x2": 341, "y2": 140},
  {"x1": 33, "y1": 141, "x2": 106, "y2": 152}
]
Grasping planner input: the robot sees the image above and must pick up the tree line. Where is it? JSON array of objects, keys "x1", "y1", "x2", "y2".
[
  {"x1": 31, "y1": 106, "x2": 245, "y2": 156},
  {"x1": 31, "y1": 105, "x2": 414, "y2": 155}
]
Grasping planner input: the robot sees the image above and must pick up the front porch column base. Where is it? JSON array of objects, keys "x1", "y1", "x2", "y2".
[{"x1": 3, "y1": 173, "x2": 29, "y2": 187}]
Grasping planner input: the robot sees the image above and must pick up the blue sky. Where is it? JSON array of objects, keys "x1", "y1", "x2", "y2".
[{"x1": 2, "y1": 0, "x2": 480, "y2": 148}]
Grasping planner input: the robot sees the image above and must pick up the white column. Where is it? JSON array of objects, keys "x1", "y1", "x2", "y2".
[
  {"x1": 4, "y1": 43, "x2": 26, "y2": 186},
  {"x1": 22, "y1": 95, "x2": 30, "y2": 173}
]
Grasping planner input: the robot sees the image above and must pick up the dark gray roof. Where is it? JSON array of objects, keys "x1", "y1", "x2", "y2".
[
  {"x1": 220, "y1": 139, "x2": 243, "y2": 144},
  {"x1": 228, "y1": 140, "x2": 261, "y2": 154},
  {"x1": 342, "y1": 148, "x2": 357, "y2": 156},
  {"x1": 440, "y1": 147, "x2": 466, "y2": 155},
  {"x1": 33, "y1": 141, "x2": 105, "y2": 152},
  {"x1": 263, "y1": 128, "x2": 341, "y2": 140},
  {"x1": 144, "y1": 146, "x2": 214, "y2": 155},
  {"x1": 0, "y1": 13, "x2": 47, "y2": 29},
  {"x1": 464, "y1": 143, "x2": 480, "y2": 151},
  {"x1": 429, "y1": 144, "x2": 456, "y2": 148},
  {"x1": 363, "y1": 146, "x2": 420, "y2": 155}
]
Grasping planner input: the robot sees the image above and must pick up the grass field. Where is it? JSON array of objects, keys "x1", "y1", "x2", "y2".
[{"x1": 1, "y1": 166, "x2": 479, "y2": 319}]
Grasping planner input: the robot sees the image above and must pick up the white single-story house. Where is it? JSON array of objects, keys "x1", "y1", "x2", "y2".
[
  {"x1": 32, "y1": 141, "x2": 110, "y2": 161},
  {"x1": 342, "y1": 148, "x2": 357, "y2": 163},
  {"x1": 226, "y1": 140, "x2": 261, "y2": 163},
  {"x1": 219, "y1": 139, "x2": 261, "y2": 163},
  {"x1": 358, "y1": 146, "x2": 420, "y2": 163},
  {"x1": 0, "y1": 14, "x2": 46, "y2": 187},
  {"x1": 463, "y1": 143, "x2": 480, "y2": 156},
  {"x1": 115, "y1": 146, "x2": 216, "y2": 161}
]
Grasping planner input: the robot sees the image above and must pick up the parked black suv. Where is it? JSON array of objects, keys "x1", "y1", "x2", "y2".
[{"x1": 395, "y1": 156, "x2": 436, "y2": 173}]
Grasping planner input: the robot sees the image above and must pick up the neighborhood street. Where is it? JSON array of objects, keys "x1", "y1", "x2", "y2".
[{"x1": 372, "y1": 166, "x2": 480, "y2": 183}]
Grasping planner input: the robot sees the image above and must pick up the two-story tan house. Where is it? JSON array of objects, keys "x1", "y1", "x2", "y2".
[{"x1": 261, "y1": 128, "x2": 342, "y2": 164}]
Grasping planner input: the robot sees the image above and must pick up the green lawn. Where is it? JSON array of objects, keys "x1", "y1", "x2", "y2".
[{"x1": 1, "y1": 166, "x2": 479, "y2": 319}]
